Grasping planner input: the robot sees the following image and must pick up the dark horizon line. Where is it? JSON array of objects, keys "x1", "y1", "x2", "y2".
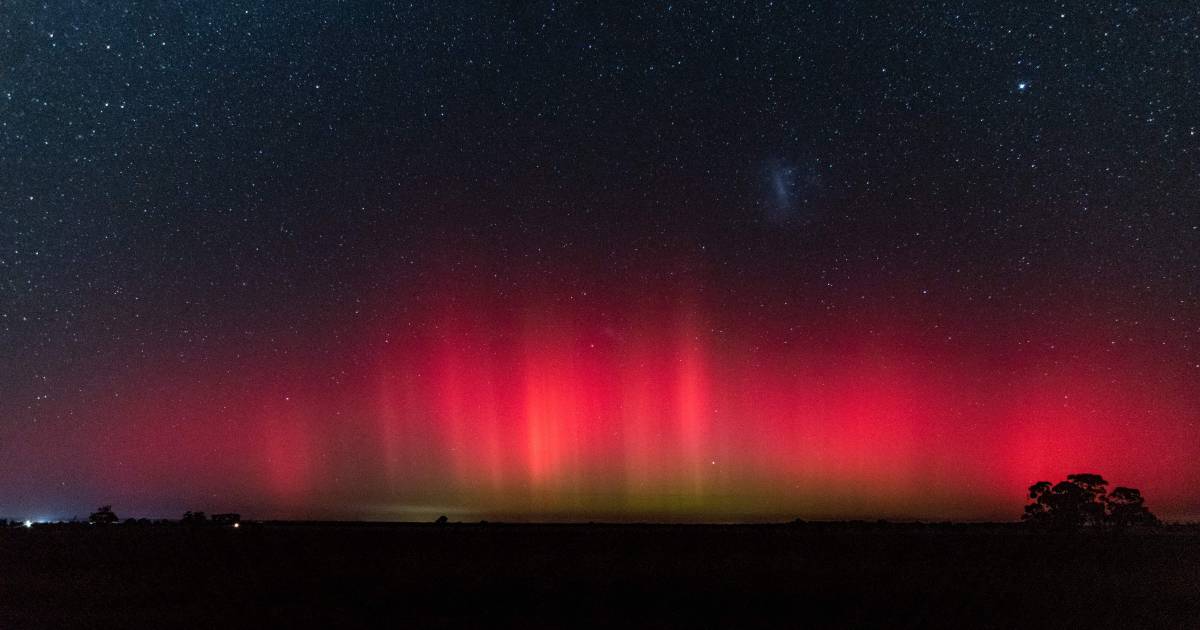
[{"x1": 10, "y1": 517, "x2": 1200, "y2": 527}]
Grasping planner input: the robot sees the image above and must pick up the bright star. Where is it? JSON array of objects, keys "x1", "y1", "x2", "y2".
[{"x1": 1017, "y1": 82, "x2": 1028, "y2": 91}]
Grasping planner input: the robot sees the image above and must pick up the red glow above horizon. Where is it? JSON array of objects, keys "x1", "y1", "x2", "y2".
[{"x1": 10, "y1": 279, "x2": 1199, "y2": 522}]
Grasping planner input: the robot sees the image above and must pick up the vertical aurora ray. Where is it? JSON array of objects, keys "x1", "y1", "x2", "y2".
[{"x1": 674, "y1": 308, "x2": 712, "y2": 496}]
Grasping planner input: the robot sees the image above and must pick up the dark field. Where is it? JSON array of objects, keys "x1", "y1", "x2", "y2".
[{"x1": 1, "y1": 522, "x2": 1198, "y2": 628}]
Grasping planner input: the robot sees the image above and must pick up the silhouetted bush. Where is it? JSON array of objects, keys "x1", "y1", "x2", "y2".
[
  {"x1": 89, "y1": 505, "x2": 119, "y2": 525},
  {"x1": 182, "y1": 511, "x2": 208, "y2": 525}
]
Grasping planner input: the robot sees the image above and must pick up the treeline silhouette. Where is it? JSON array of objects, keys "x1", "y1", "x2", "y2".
[
  {"x1": 87, "y1": 506, "x2": 242, "y2": 527},
  {"x1": 0, "y1": 507, "x2": 243, "y2": 528}
]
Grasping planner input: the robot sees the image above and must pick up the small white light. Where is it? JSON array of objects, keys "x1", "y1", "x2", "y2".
[
  {"x1": 232, "y1": 522, "x2": 240, "y2": 529},
  {"x1": 23, "y1": 520, "x2": 33, "y2": 528}
]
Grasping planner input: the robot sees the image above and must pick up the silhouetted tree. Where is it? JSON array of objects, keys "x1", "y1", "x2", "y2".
[
  {"x1": 1024, "y1": 474, "x2": 1109, "y2": 528},
  {"x1": 435, "y1": 515, "x2": 449, "y2": 525},
  {"x1": 1023, "y1": 481, "x2": 1052, "y2": 519},
  {"x1": 89, "y1": 505, "x2": 119, "y2": 525},
  {"x1": 1107, "y1": 487, "x2": 1158, "y2": 526}
]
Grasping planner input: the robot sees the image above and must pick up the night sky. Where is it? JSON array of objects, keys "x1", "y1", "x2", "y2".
[{"x1": 2, "y1": 2, "x2": 1198, "y2": 522}]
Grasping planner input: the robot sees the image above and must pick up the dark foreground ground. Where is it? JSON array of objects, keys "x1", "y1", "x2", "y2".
[{"x1": 1, "y1": 522, "x2": 1198, "y2": 628}]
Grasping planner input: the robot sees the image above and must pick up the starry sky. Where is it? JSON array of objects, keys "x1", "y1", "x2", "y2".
[{"x1": 2, "y1": 2, "x2": 1198, "y2": 522}]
